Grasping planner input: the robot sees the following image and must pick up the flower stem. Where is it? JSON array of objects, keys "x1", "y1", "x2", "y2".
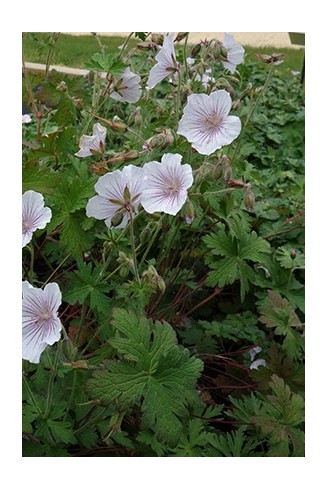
[
  {"x1": 175, "y1": 71, "x2": 182, "y2": 129},
  {"x1": 27, "y1": 243, "x2": 35, "y2": 282},
  {"x1": 183, "y1": 34, "x2": 190, "y2": 75},
  {"x1": 75, "y1": 303, "x2": 88, "y2": 347},
  {"x1": 129, "y1": 212, "x2": 140, "y2": 282},
  {"x1": 23, "y1": 374, "x2": 42, "y2": 415},
  {"x1": 118, "y1": 32, "x2": 134, "y2": 60},
  {"x1": 42, "y1": 253, "x2": 71, "y2": 286},
  {"x1": 44, "y1": 344, "x2": 61, "y2": 419}
]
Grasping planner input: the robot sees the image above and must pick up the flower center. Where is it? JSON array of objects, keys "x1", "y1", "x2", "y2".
[
  {"x1": 39, "y1": 311, "x2": 51, "y2": 321},
  {"x1": 206, "y1": 113, "x2": 222, "y2": 129}
]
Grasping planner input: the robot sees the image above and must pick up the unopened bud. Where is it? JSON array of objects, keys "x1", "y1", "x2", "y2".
[
  {"x1": 175, "y1": 32, "x2": 189, "y2": 42},
  {"x1": 154, "y1": 275, "x2": 166, "y2": 293},
  {"x1": 191, "y1": 43, "x2": 202, "y2": 58},
  {"x1": 257, "y1": 53, "x2": 284, "y2": 65},
  {"x1": 290, "y1": 249, "x2": 297, "y2": 259},
  {"x1": 56, "y1": 81, "x2": 68, "y2": 92},
  {"x1": 231, "y1": 99, "x2": 241, "y2": 111},
  {"x1": 93, "y1": 115, "x2": 128, "y2": 133},
  {"x1": 240, "y1": 83, "x2": 253, "y2": 101},
  {"x1": 134, "y1": 107, "x2": 142, "y2": 127},
  {"x1": 220, "y1": 46, "x2": 228, "y2": 59},
  {"x1": 212, "y1": 40, "x2": 222, "y2": 59},
  {"x1": 139, "y1": 224, "x2": 153, "y2": 244},
  {"x1": 223, "y1": 163, "x2": 232, "y2": 184},
  {"x1": 183, "y1": 200, "x2": 195, "y2": 225},
  {"x1": 137, "y1": 41, "x2": 155, "y2": 51},
  {"x1": 111, "y1": 211, "x2": 125, "y2": 227},
  {"x1": 72, "y1": 97, "x2": 84, "y2": 109},
  {"x1": 90, "y1": 162, "x2": 109, "y2": 175},
  {"x1": 244, "y1": 189, "x2": 255, "y2": 211},
  {"x1": 151, "y1": 33, "x2": 164, "y2": 45}
]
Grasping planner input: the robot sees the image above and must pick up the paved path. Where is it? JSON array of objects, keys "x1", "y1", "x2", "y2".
[{"x1": 65, "y1": 32, "x2": 302, "y2": 48}]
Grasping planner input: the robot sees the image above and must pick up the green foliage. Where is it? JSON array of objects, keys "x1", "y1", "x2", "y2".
[
  {"x1": 204, "y1": 224, "x2": 271, "y2": 301},
  {"x1": 88, "y1": 309, "x2": 203, "y2": 445},
  {"x1": 258, "y1": 290, "x2": 304, "y2": 359},
  {"x1": 22, "y1": 32, "x2": 304, "y2": 457}
]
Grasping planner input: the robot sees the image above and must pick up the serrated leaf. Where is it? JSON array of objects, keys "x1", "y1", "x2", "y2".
[
  {"x1": 47, "y1": 419, "x2": 77, "y2": 444},
  {"x1": 22, "y1": 165, "x2": 60, "y2": 195},
  {"x1": 88, "y1": 310, "x2": 203, "y2": 445}
]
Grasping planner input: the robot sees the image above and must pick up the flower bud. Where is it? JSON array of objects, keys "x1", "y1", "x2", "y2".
[
  {"x1": 257, "y1": 53, "x2": 284, "y2": 65},
  {"x1": 244, "y1": 189, "x2": 255, "y2": 211},
  {"x1": 290, "y1": 249, "x2": 297, "y2": 259},
  {"x1": 151, "y1": 33, "x2": 164, "y2": 45},
  {"x1": 133, "y1": 107, "x2": 142, "y2": 127},
  {"x1": 191, "y1": 43, "x2": 202, "y2": 58},
  {"x1": 175, "y1": 32, "x2": 189, "y2": 42},
  {"x1": 223, "y1": 162, "x2": 232, "y2": 184},
  {"x1": 72, "y1": 97, "x2": 84, "y2": 109},
  {"x1": 183, "y1": 200, "x2": 195, "y2": 225},
  {"x1": 220, "y1": 46, "x2": 228, "y2": 59},
  {"x1": 56, "y1": 81, "x2": 68, "y2": 92},
  {"x1": 231, "y1": 99, "x2": 241, "y2": 111},
  {"x1": 111, "y1": 211, "x2": 125, "y2": 227},
  {"x1": 90, "y1": 162, "x2": 109, "y2": 175},
  {"x1": 154, "y1": 275, "x2": 166, "y2": 293},
  {"x1": 137, "y1": 41, "x2": 155, "y2": 51},
  {"x1": 139, "y1": 224, "x2": 153, "y2": 244},
  {"x1": 212, "y1": 40, "x2": 222, "y2": 59},
  {"x1": 240, "y1": 83, "x2": 253, "y2": 101},
  {"x1": 61, "y1": 338, "x2": 78, "y2": 361}
]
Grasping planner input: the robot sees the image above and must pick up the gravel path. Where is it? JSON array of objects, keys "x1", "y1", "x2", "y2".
[{"x1": 65, "y1": 32, "x2": 302, "y2": 48}]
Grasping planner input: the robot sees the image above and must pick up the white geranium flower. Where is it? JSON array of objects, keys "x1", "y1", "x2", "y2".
[
  {"x1": 86, "y1": 165, "x2": 144, "y2": 228},
  {"x1": 250, "y1": 359, "x2": 267, "y2": 370},
  {"x1": 110, "y1": 67, "x2": 142, "y2": 103},
  {"x1": 248, "y1": 345, "x2": 267, "y2": 370},
  {"x1": 75, "y1": 123, "x2": 107, "y2": 158},
  {"x1": 22, "y1": 114, "x2": 32, "y2": 123},
  {"x1": 141, "y1": 153, "x2": 193, "y2": 216},
  {"x1": 221, "y1": 33, "x2": 245, "y2": 74},
  {"x1": 22, "y1": 191, "x2": 52, "y2": 248},
  {"x1": 195, "y1": 69, "x2": 215, "y2": 89},
  {"x1": 22, "y1": 281, "x2": 62, "y2": 364},
  {"x1": 249, "y1": 345, "x2": 262, "y2": 361},
  {"x1": 177, "y1": 90, "x2": 241, "y2": 155},
  {"x1": 147, "y1": 33, "x2": 179, "y2": 89},
  {"x1": 186, "y1": 57, "x2": 195, "y2": 66}
]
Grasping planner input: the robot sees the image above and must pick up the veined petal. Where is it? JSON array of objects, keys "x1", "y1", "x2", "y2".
[
  {"x1": 86, "y1": 195, "x2": 122, "y2": 220},
  {"x1": 147, "y1": 64, "x2": 172, "y2": 89}
]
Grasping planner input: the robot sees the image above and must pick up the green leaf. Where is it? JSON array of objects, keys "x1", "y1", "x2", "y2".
[
  {"x1": 22, "y1": 165, "x2": 60, "y2": 195},
  {"x1": 88, "y1": 309, "x2": 203, "y2": 445},
  {"x1": 47, "y1": 419, "x2": 77, "y2": 444},
  {"x1": 204, "y1": 225, "x2": 271, "y2": 301}
]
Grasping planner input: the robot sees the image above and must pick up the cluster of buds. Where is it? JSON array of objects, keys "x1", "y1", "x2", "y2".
[
  {"x1": 142, "y1": 128, "x2": 174, "y2": 151},
  {"x1": 257, "y1": 53, "x2": 284, "y2": 65},
  {"x1": 212, "y1": 155, "x2": 232, "y2": 183},
  {"x1": 90, "y1": 161, "x2": 109, "y2": 176},
  {"x1": 215, "y1": 78, "x2": 234, "y2": 97},
  {"x1": 142, "y1": 265, "x2": 166, "y2": 293}
]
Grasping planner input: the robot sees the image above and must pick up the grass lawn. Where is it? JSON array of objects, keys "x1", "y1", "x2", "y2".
[{"x1": 22, "y1": 33, "x2": 304, "y2": 78}]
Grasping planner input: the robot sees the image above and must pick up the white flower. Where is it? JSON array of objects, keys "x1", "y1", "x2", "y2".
[
  {"x1": 141, "y1": 153, "x2": 193, "y2": 216},
  {"x1": 195, "y1": 68, "x2": 215, "y2": 89},
  {"x1": 75, "y1": 123, "x2": 107, "y2": 158},
  {"x1": 249, "y1": 345, "x2": 262, "y2": 361},
  {"x1": 147, "y1": 33, "x2": 179, "y2": 89},
  {"x1": 22, "y1": 190, "x2": 52, "y2": 248},
  {"x1": 22, "y1": 281, "x2": 62, "y2": 364},
  {"x1": 22, "y1": 114, "x2": 32, "y2": 123},
  {"x1": 250, "y1": 359, "x2": 267, "y2": 370},
  {"x1": 221, "y1": 33, "x2": 245, "y2": 74},
  {"x1": 86, "y1": 165, "x2": 144, "y2": 228},
  {"x1": 186, "y1": 57, "x2": 195, "y2": 66},
  {"x1": 110, "y1": 67, "x2": 142, "y2": 103},
  {"x1": 248, "y1": 346, "x2": 267, "y2": 370},
  {"x1": 177, "y1": 90, "x2": 241, "y2": 155}
]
